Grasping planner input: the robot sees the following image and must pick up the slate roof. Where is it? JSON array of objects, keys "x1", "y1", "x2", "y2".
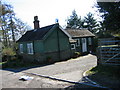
[
  {"x1": 65, "y1": 29, "x2": 95, "y2": 38},
  {"x1": 17, "y1": 24, "x2": 56, "y2": 42}
]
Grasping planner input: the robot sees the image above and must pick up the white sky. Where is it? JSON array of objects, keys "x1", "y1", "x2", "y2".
[{"x1": 2, "y1": 0, "x2": 100, "y2": 29}]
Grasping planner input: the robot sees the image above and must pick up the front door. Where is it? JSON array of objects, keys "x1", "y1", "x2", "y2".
[{"x1": 82, "y1": 38, "x2": 87, "y2": 52}]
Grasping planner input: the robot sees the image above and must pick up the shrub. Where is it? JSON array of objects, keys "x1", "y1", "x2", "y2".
[
  {"x1": 73, "y1": 52, "x2": 81, "y2": 58},
  {"x1": 2, "y1": 48, "x2": 15, "y2": 56},
  {"x1": 2, "y1": 48, "x2": 16, "y2": 62}
]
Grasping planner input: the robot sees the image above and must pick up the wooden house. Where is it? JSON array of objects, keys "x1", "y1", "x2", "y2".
[
  {"x1": 17, "y1": 16, "x2": 71, "y2": 63},
  {"x1": 17, "y1": 16, "x2": 96, "y2": 63},
  {"x1": 66, "y1": 29, "x2": 95, "y2": 54}
]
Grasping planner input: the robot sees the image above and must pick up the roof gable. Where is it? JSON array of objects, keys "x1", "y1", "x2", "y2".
[
  {"x1": 65, "y1": 29, "x2": 95, "y2": 38},
  {"x1": 17, "y1": 24, "x2": 56, "y2": 42},
  {"x1": 17, "y1": 24, "x2": 71, "y2": 42}
]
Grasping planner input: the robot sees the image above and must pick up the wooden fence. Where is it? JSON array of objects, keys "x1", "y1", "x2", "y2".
[{"x1": 97, "y1": 38, "x2": 120, "y2": 66}]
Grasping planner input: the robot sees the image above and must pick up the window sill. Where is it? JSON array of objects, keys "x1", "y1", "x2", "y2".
[{"x1": 28, "y1": 53, "x2": 34, "y2": 55}]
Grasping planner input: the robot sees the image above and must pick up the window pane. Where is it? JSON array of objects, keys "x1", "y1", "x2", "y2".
[
  {"x1": 75, "y1": 39, "x2": 80, "y2": 46},
  {"x1": 27, "y1": 43, "x2": 33, "y2": 54},
  {"x1": 20, "y1": 44, "x2": 23, "y2": 53},
  {"x1": 71, "y1": 44, "x2": 75, "y2": 49}
]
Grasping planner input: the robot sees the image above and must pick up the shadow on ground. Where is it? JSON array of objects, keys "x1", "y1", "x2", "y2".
[
  {"x1": 1, "y1": 54, "x2": 92, "y2": 73},
  {"x1": 65, "y1": 84, "x2": 107, "y2": 90},
  {"x1": 1, "y1": 62, "x2": 57, "y2": 73},
  {"x1": 85, "y1": 65, "x2": 120, "y2": 89}
]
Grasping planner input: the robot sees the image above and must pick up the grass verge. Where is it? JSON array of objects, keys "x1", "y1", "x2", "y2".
[{"x1": 86, "y1": 65, "x2": 120, "y2": 88}]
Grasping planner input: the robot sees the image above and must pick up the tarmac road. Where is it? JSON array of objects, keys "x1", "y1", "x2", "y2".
[{"x1": 1, "y1": 54, "x2": 98, "y2": 88}]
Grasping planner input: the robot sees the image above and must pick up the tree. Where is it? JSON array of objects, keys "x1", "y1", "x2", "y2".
[
  {"x1": 83, "y1": 12, "x2": 99, "y2": 33},
  {"x1": 0, "y1": 2, "x2": 31, "y2": 49},
  {"x1": 66, "y1": 10, "x2": 84, "y2": 29},
  {"x1": 0, "y1": 3, "x2": 13, "y2": 47},
  {"x1": 97, "y1": 2, "x2": 120, "y2": 34}
]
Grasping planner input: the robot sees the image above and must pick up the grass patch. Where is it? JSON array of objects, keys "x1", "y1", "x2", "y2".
[
  {"x1": 87, "y1": 65, "x2": 120, "y2": 88},
  {"x1": 0, "y1": 62, "x2": 6, "y2": 65},
  {"x1": 88, "y1": 65, "x2": 120, "y2": 79}
]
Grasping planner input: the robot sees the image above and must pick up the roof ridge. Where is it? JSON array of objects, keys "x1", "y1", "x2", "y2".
[
  {"x1": 39, "y1": 24, "x2": 56, "y2": 29},
  {"x1": 17, "y1": 24, "x2": 57, "y2": 42}
]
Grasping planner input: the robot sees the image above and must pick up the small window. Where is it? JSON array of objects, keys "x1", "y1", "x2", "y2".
[
  {"x1": 27, "y1": 43, "x2": 33, "y2": 54},
  {"x1": 75, "y1": 39, "x2": 80, "y2": 46},
  {"x1": 19, "y1": 44, "x2": 23, "y2": 53},
  {"x1": 71, "y1": 44, "x2": 75, "y2": 49},
  {"x1": 88, "y1": 37, "x2": 92, "y2": 45}
]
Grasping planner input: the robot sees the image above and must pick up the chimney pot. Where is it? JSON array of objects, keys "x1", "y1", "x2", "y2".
[{"x1": 33, "y1": 16, "x2": 40, "y2": 29}]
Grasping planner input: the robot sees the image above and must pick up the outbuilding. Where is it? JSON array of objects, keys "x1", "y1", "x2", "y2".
[{"x1": 66, "y1": 29, "x2": 95, "y2": 54}]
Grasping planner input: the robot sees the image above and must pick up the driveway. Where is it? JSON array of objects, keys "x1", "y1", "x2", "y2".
[{"x1": 2, "y1": 54, "x2": 97, "y2": 88}]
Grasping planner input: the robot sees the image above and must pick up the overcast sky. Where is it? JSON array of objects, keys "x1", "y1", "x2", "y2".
[{"x1": 2, "y1": 0, "x2": 102, "y2": 29}]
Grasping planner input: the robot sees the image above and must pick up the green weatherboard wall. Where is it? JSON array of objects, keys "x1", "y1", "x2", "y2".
[
  {"x1": 18, "y1": 27, "x2": 71, "y2": 63},
  {"x1": 44, "y1": 28, "x2": 69, "y2": 53}
]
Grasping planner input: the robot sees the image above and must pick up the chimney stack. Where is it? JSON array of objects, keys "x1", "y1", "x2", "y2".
[{"x1": 33, "y1": 16, "x2": 40, "y2": 29}]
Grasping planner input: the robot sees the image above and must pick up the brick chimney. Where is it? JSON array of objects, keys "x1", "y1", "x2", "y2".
[{"x1": 33, "y1": 16, "x2": 40, "y2": 29}]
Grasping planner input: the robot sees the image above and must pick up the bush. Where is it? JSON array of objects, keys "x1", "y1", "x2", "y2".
[
  {"x1": 73, "y1": 52, "x2": 81, "y2": 58},
  {"x1": 2, "y1": 48, "x2": 15, "y2": 56},
  {"x1": 2, "y1": 48, "x2": 16, "y2": 62},
  {"x1": 2, "y1": 59, "x2": 24, "y2": 68}
]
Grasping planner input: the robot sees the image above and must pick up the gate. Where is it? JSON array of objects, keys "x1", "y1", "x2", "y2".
[{"x1": 97, "y1": 38, "x2": 120, "y2": 65}]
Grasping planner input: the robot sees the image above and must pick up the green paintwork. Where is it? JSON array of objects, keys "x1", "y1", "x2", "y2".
[
  {"x1": 44, "y1": 28, "x2": 70, "y2": 52},
  {"x1": 34, "y1": 41, "x2": 44, "y2": 53},
  {"x1": 72, "y1": 37, "x2": 94, "y2": 53},
  {"x1": 18, "y1": 27, "x2": 70, "y2": 54},
  {"x1": 72, "y1": 37, "x2": 82, "y2": 52}
]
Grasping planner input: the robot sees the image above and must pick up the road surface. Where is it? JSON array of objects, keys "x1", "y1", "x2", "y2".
[{"x1": 1, "y1": 54, "x2": 97, "y2": 88}]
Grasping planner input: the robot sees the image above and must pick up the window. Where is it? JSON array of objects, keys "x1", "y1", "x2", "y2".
[
  {"x1": 27, "y1": 43, "x2": 33, "y2": 54},
  {"x1": 71, "y1": 44, "x2": 75, "y2": 49},
  {"x1": 75, "y1": 39, "x2": 80, "y2": 46},
  {"x1": 88, "y1": 37, "x2": 92, "y2": 45},
  {"x1": 19, "y1": 44, "x2": 23, "y2": 53}
]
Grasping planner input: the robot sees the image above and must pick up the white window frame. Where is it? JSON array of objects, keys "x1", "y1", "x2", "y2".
[
  {"x1": 27, "y1": 43, "x2": 34, "y2": 54},
  {"x1": 71, "y1": 44, "x2": 76, "y2": 49},
  {"x1": 75, "y1": 39, "x2": 80, "y2": 46},
  {"x1": 19, "y1": 44, "x2": 23, "y2": 53},
  {"x1": 88, "y1": 37, "x2": 92, "y2": 45}
]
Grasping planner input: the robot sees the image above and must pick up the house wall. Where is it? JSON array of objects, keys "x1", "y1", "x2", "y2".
[
  {"x1": 87, "y1": 37, "x2": 95, "y2": 53},
  {"x1": 72, "y1": 37, "x2": 82, "y2": 52},
  {"x1": 18, "y1": 41, "x2": 34, "y2": 62},
  {"x1": 70, "y1": 42, "x2": 76, "y2": 57},
  {"x1": 72, "y1": 37, "x2": 94, "y2": 54},
  {"x1": 18, "y1": 28, "x2": 71, "y2": 63},
  {"x1": 44, "y1": 28, "x2": 71, "y2": 62},
  {"x1": 34, "y1": 41, "x2": 44, "y2": 53}
]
